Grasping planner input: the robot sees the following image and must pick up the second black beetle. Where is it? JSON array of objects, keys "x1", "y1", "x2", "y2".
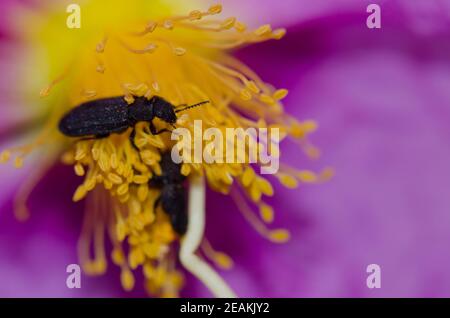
[
  {"x1": 58, "y1": 95, "x2": 208, "y2": 144},
  {"x1": 150, "y1": 151, "x2": 188, "y2": 235}
]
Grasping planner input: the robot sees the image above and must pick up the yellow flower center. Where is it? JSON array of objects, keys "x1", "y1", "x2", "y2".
[{"x1": 1, "y1": 1, "x2": 333, "y2": 297}]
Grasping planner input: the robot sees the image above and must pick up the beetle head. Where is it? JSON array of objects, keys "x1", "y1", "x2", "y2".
[{"x1": 152, "y1": 96, "x2": 178, "y2": 124}]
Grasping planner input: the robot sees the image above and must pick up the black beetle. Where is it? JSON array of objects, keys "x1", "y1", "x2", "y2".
[
  {"x1": 150, "y1": 151, "x2": 187, "y2": 235},
  {"x1": 58, "y1": 95, "x2": 208, "y2": 146}
]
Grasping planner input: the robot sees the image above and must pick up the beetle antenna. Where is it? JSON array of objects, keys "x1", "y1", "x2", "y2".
[{"x1": 175, "y1": 101, "x2": 209, "y2": 113}]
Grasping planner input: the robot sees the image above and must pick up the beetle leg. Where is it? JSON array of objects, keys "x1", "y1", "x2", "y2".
[
  {"x1": 153, "y1": 195, "x2": 161, "y2": 212},
  {"x1": 76, "y1": 134, "x2": 109, "y2": 142},
  {"x1": 149, "y1": 121, "x2": 172, "y2": 135},
  {"x1": 129, "y1": 127, "x2": 148, "y2": 165},
  {"x1": 155, "y1": 129, "x2": 172, "y2": 135},
  {"x1": 94, "y1": 133, "x2": 110, "y2": 139},
  {"x1": 129, "y1": 128, "x2": 138, "y2": 151}
]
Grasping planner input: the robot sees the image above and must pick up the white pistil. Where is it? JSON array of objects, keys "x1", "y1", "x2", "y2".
[{"x1": 179, "y1": 175, "x2": 237, "y2": 298}]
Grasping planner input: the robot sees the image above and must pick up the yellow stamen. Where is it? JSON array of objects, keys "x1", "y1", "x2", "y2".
[
  {"x1": 121, "y1": 268, "x2": 135, "y2": 291},
  {"x1": 14, "y1": 152, "x2": 58, "y2": 221},
  {"x1": 201, "y1": 239, "x2": 234, "y2": 270},
  {"x1": 258, "y1": 202, "x2": 274, "y2": 224},
  {"x1": 231, "y1": 187, "x2": 290, "y2": 244},
  {"x1": 0, "y1": 150, "x2": 11, "y2": 163}
]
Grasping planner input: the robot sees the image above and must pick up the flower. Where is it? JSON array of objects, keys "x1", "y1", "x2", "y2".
[
  {"x1": 0, "y1": 1, "x2": 328, "y2": 297},
  {"x1": 3, "y1": 0, "x2": 448, "y2": 298}
]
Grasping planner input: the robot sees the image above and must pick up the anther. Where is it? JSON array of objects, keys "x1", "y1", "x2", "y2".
[
  {"x1": 96, "y1": 64, "x2": 105, "y2": 73},
  {"x1": 272, "y1": 28, "x2": 286, "y2": 40},
  {"x1": 201, "y1": 240, "x2": 234, "y2": 270},
  {"x1": 39, "y1": 86, "x2": 51, "y2": 98},
  {"x1": 146, "y1": 21, "x2": 157, "y2": 33},
  {"x1": 208, "y1": 4, "x2": 222, "y2": 15},
  {"x1": 245, "y1": 80, "x2": 260, "y2": 94},
  {"x1": 73, "y1": 185, "x2": 87, "y2": 202},
  {"x1": 277, "y1": 173, "x2": 298, "y2": 189},
  {"x1": 268, "y1": 229, "x2": 290, "y2": 243},
  {"x1": 258, "y1": 203, "x2": 274, "y2": 223},
  {"x1": 121, "y1": 268, "x2": 135, "y2": 291},
  {"x1": 96, "y1": 37, "x2": 108, "y2": 53},
  {"x1": 273, "y1": 89, "x2": 288, "y2": 100},
  {"x1": 163, "y1": 20, "x2": 174, "y2": 30},
  {"x1": 239, "y1": 89, "x2": 252, "y2": 101},
  {"x1": 14, "y1": 157, "x2": 24, "y2": 168},
  {"x1": 74, "y1": 163, "x2": 85, "y2": 176},
  {"x1": 173, "y1": 47, "x2": 187, "y2": 56},
  {"x1": 0, "y1": 150, "x2": 11, "y2": 163},
  {"x1": 234, "y1": 21, "x2": 247, "y2": 32},
  {"x1": 220, "y1": 17, "x2": 236, "y2": 30},
  {"x1": 81, "y1": 89, "x2": 97, "y2": 98},
  {"x1": 189, "y1": 10, "x2": 202, "y2": 20},
  {"x1": 254, "y1": 24, "x2": 272, "y2": 36}
]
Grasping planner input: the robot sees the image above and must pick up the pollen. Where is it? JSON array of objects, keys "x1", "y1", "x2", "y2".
[{"x1": 2, "y1": 1, "x2": 332, "y2": 298}]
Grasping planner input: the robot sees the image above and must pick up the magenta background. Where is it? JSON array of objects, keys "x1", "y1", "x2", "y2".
[{"x1": 0, "y1": 0, "x2": 450, "y2": 297}]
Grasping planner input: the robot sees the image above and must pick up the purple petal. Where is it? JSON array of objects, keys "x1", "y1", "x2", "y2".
[
  {"x1": 0, "y1": 164, "x2": 148, "y2": 297},
  {"x1": 224, "y1": 0, "x2": 450, "y2": 34},
  {"x1": 192, "y1": 1, "x2": 450, "y2": 297}
]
